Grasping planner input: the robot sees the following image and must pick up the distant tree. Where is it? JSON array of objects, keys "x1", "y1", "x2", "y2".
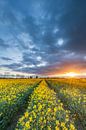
[
  {"x1": 30, "y1": 76, "x2": 32, "y2": 79},
  {"x1": 36, "y1": 76, "x2": 38, "y2": 78}
]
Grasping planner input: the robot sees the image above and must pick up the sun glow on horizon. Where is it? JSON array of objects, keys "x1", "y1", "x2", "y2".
[
  {"x1": 65, "y1": 72, "x2": 78, "y2": 77},
  {"x1": 52, "y1": 71, "x2": 86, "y2": 78}
]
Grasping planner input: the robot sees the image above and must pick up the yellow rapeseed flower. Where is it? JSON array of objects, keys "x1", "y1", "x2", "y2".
[
  {"x1": 70, "y1": 124, "x2": 76, "y2": 130},
  {"x1": 55, "y1": 126, "x2": 60, "y2": 130},
  {"x1": 33, "y1": 105, "x2": 36, "y2": 109},
  {"x1": 48, "y1": 108, "x2": 51, "y2": 112},
  {"x1": 56, "y1": 120, "x2": 60, "y2": 126},
  {"x1": 54, "y1": 107, "x2": 57, "y2": 112},
  {"x1": 25, "y1": 121, "x2": 30, "y2": 128},
  {"x1": 61, "y1": 122, "x2": 65, "y2": 127},
  {"x1": 29, "y1": 116, "x2": 33, "y2": 122},
  {"x1": 47, "y1": 126, "x2": 52, "y2": 130},
  {"x1": 25, "y1": 112, "x2": 29, "y2": 118}
]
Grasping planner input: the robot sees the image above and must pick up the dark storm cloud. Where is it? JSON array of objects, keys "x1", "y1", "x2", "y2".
[
  {"x1": 57, "y1": 1, "x2": 86, "y2": 52},
  {"x1": 0, "y1": 63, "x2": 22, "y2": 70},
  {"x1": 0, "y1": 57, "x2": 12, "y2": 61},
  {"x1": 0, "y1": 0, "x2": 86, "y2": 75},
  {"x1": 22, "y1": 52, "x2": 40, "y2": 65}
]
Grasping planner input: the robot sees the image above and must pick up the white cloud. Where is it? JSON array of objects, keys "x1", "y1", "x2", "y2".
[
  {"x1": 37, "y1": 61, "x2": 47, "y2": 67},
  {"x1": 19, "y1": 64, "x2": 35, "y2": 69},
  {"x1": 0, "y1": 67, "x2": 35, "y2": 76},
  {"x1": 36, "y1": 56, "x2": 42, "y2": 61},
  {"x1": 28, "y1": 64, "x2": 35, "y2": 68},
  {"x1": 57, "y1": 38, "x2": 64, "y2": 46}
]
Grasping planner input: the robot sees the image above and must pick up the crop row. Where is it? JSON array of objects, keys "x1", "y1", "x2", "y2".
[
  {"x1": 0, "y1": 79, "x2": 40, "y2": 129},
  {"x1": 47, "y1": 79, "x2": 86, "y2": 129},
  {"x1": 16, "y1": 80, "x2": 76, "y2": 130}
]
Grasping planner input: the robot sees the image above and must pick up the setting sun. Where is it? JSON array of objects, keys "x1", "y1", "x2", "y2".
[{"x1": 65, "y1": 72, "x2": 78, "y2": 77}]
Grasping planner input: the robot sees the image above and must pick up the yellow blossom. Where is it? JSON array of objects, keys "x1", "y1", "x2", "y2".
[
  {"x1": 25, "y1": 112, "x2": 29, "y2": 118},
  {"x1": 25, "y1": 121, "x2": 30, "y2": 128}
]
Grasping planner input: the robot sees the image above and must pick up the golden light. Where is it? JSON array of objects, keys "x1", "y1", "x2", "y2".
[
  {"x1": 51, "y1": 70, "x2": 86, "y2": 78},
  {"x1": 65, "y1": 72, "x2": 78, "y2": 77}
]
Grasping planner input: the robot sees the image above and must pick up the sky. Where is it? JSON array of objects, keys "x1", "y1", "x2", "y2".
[{"x1": 0, "y1": 0, "x2": 86, "y2": 76}]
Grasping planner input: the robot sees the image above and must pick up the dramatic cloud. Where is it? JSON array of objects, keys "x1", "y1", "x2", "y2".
[
  {"x1": 0, "y1": 0, "x2": 86, "y2": 75},
  {"x1": 0, "y1": 38, "x2": 9, "y2": 49}
]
